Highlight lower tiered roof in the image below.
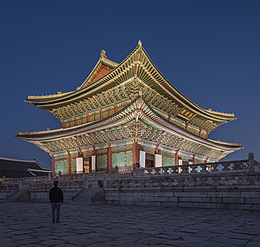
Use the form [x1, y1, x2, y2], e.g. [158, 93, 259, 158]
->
[17, 96, 242, 161]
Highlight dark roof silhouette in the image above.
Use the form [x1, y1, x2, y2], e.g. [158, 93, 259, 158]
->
[0, 157, 51, 178]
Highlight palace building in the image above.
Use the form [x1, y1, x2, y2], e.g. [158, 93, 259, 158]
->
[17, 41, 242, 176]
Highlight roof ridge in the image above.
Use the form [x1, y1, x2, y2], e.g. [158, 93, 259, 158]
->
[0, 157, 36, 163]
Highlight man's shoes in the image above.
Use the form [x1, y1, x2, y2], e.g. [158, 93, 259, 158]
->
[56, 221, 60, 223]
[52, 221, 55, 224]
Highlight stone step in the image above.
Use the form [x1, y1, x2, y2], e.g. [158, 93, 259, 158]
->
[71, 188, 104, 205]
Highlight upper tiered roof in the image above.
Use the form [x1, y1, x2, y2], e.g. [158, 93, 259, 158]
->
[24, 41, 237, 135]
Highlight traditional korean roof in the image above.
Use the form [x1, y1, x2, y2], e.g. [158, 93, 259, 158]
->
[0, 157, 51, 178]
[24, 41, 236, 136]
[79, 50, 119, 89]
[17, 96, 242, 161]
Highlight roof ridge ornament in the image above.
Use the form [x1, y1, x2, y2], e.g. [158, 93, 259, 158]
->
[100, 50, 107, 58]
[138, 40, 142, 47]
[139, 88, 143, 97]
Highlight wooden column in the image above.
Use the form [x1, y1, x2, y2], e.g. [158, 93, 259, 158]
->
[107, 145, 112, 171]
[92, 147, 97, 171]
[192, 154, 195, 164]
[133, 142, 138, 164]
[175, 151, 178, 166]
[100, 108, 103, 120]
[114, 103, 118, 113]
[67, 151, 71, 174]
[155, 144, 159, 154]
[52, 155, 55, 177]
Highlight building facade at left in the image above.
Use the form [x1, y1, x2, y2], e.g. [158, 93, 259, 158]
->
[0, 157, 51, 179]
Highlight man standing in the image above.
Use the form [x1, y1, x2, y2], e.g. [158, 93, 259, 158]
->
[49, 181, 63, 224]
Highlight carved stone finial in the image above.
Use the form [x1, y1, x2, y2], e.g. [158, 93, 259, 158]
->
[115, 165, 119, 176]
[249, 152, 255, 173]
[138, 40, 142, 47]
[249, 152, 254, 160]
[100, 50, 107, 58]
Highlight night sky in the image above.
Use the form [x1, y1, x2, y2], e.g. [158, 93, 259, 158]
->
[0, 0, 259, 169]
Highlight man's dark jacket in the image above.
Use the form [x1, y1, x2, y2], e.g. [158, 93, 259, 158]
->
[49, 186, 63, 203]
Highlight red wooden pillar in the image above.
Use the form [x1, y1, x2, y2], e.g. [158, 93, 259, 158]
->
[155, 144, 159, 154]
[52, 155, 55, 177]
[107, 145, 112, 171]
[67, 151, 71, 174]
[192, 154, 195, 164]
[133, 142, 138, 164]
[175, 151, 178, 166]
[92, 147, 97, 171]
[114, 103, 118, 114]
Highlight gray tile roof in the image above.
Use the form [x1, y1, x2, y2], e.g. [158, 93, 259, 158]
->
[0, 157, 51, 178]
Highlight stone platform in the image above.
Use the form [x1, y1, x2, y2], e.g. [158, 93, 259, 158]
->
[0, 202, 260, 246]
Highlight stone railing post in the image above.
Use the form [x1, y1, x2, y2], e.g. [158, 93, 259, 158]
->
[115, 165, 119, 177]
[18, 180, 22, 190]
[103, 173, 107, 188]
[249, 152, 255, 173]
[48, 172, 52, 182]
[84, 173, 89, 189]
[133, 163, 136, 177]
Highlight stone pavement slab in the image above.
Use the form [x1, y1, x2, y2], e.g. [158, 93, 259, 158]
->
[0, 202, 260, 246]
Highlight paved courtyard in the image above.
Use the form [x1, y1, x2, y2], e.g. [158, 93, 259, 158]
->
[0, 202, 260, 247]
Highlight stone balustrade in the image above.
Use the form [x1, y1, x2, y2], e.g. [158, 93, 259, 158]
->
[2, 176, 49, 185]
[1, 153, 259, 188]
[1, 153, 260, 209]
[133, 159, 250, 177]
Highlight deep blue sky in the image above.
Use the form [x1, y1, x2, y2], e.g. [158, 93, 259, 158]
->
[0, 0, 259, 169]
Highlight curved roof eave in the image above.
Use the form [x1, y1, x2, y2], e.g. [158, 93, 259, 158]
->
[17, 97, 242, 151]
[25, 46, 140, 106]
[25, 42, 236, 122]
[139, 48, 236, 122]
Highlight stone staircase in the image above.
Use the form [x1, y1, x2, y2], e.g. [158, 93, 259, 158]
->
[4, 190, 30, 202]
[71, 187, 105, 205]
